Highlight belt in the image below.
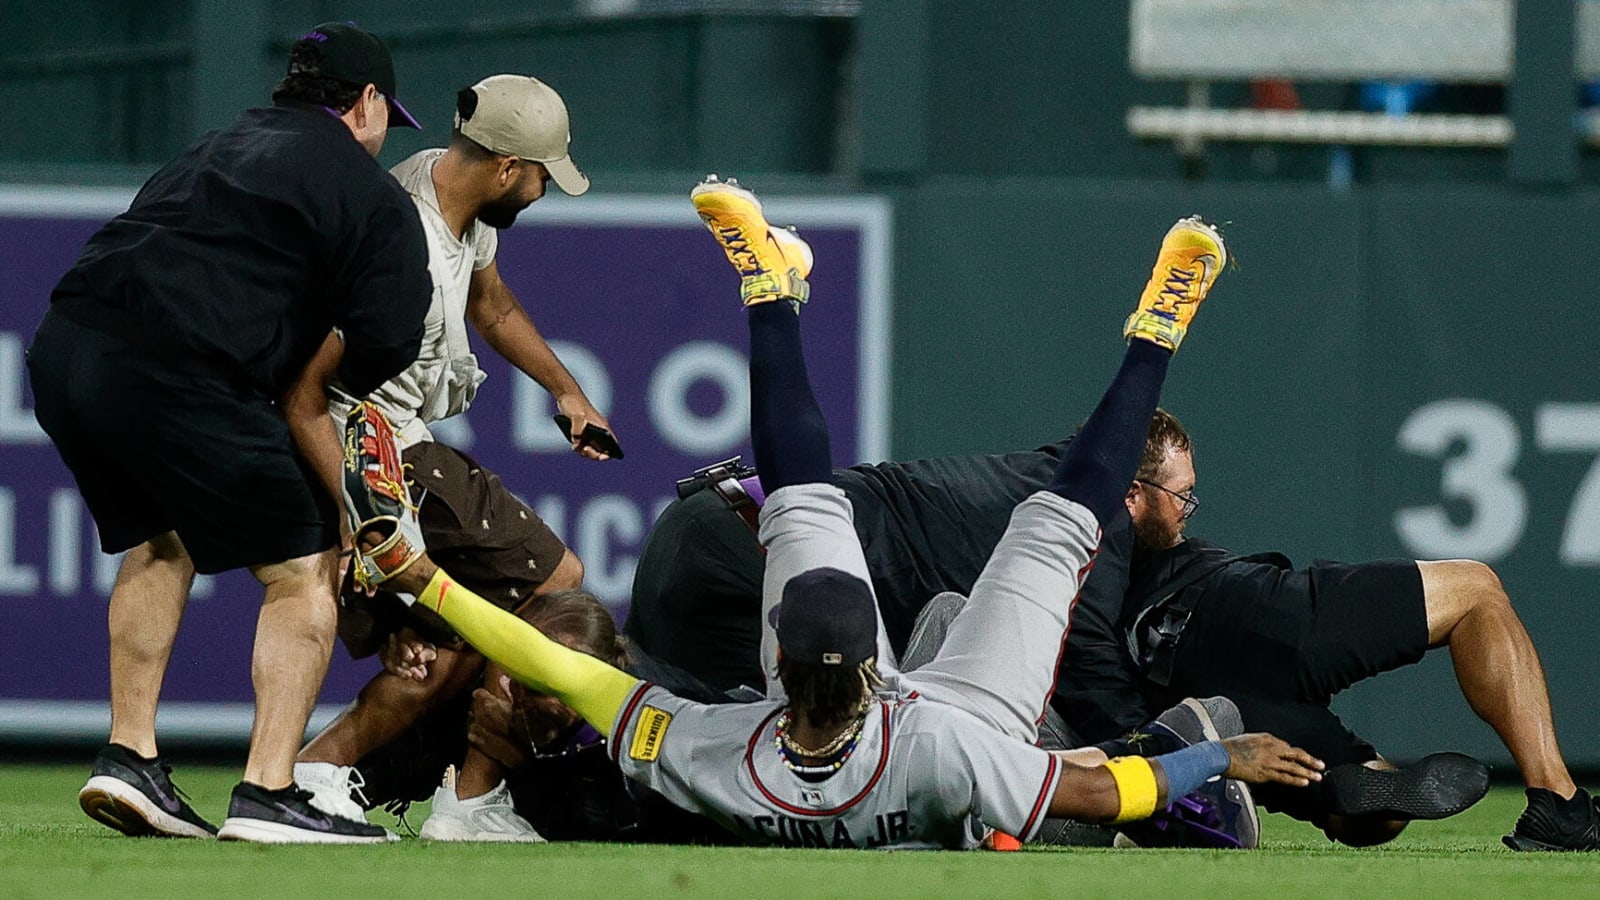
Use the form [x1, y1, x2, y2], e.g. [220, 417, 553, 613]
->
[711, 473, 765, 534]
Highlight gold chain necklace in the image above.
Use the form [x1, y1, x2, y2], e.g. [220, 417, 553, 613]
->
[776, 707, 867, 760]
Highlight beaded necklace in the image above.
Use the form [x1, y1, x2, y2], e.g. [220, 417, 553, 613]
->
[773, 705, 868, 774]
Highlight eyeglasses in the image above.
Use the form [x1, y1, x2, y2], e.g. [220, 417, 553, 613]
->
[1137, 479, 1199, 520]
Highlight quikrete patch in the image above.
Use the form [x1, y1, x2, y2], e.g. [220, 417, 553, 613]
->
[629, 706, 673, 761]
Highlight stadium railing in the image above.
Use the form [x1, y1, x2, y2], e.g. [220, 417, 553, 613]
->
[1127, 0, 1600, 151]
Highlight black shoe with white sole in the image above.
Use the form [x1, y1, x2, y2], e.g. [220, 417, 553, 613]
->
[78, 743, 217, 838]
[1324, 751, 1489, 820]
[217, 781, 395, 844]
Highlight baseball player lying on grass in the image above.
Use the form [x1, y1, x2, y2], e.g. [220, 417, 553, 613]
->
[338, 178, 1324, 848]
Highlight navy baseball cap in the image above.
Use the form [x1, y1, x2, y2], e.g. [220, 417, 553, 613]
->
[288, 22, 421, 129]
[775, 568, 878, 668]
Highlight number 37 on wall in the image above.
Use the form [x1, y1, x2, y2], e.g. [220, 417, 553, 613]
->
[1396, 400, 1600, 565]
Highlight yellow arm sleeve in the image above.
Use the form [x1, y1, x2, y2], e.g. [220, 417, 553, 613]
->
[1103, 756, 1160, 824]
[416, 568, 642, 738]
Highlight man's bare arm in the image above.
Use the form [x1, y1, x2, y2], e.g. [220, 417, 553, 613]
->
[1046, 733, 1323, 823]
[282, 331, 348, 513]
[467, 260, 616, 460]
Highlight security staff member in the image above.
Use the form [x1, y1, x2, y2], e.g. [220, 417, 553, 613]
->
[28, 21, 431, 843]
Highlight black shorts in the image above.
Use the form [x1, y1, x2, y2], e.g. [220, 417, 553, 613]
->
[623, 489, 766, 693]
[26, 310, 335, 574]
[1160, 558, 1429, 823]
[337, 440, 570, 656]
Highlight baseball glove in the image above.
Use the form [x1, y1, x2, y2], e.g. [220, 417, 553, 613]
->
[342, 401, 427, 592]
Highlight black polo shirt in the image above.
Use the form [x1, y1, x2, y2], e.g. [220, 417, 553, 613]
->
[51, 101, 430, 398]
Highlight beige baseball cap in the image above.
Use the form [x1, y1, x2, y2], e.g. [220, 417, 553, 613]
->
[456, 74, 590, 196]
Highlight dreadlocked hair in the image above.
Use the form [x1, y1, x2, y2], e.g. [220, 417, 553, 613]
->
[522, 589, 626, 667]
[778, 655, 883, 730]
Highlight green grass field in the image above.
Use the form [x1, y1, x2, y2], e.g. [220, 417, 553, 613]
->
[3, 766, 1597, 900]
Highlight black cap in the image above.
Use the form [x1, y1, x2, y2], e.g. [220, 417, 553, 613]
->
[775, 568, 878, 668]
[288, 22, 420, 129]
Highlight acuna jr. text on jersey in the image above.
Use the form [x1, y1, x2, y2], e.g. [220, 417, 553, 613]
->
[734, 810, 910, 848]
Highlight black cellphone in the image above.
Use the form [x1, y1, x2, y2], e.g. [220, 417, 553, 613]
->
[553, 415, 625, 459]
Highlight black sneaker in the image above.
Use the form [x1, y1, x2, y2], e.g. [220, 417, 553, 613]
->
[78, 743, 217, 838]
[217, 781, 396, 843]
[1324, 752, 1488, 820]
[1503, 787, 1600, 851]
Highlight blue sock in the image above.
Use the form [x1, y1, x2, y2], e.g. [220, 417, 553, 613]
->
[1150, 741, 1231, 802]
[1047, 339, 1171, 525]
[747, 303, 832, 495]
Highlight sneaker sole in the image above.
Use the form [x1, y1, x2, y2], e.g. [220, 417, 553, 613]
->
[79, 776, 213, 839]
[1149, 697, 1224, 745]
[1501, 832, 1580, 852]
[690, 179, 762, 210]
[417, 826, 545, 843]
[1226, 778, 1261, 850]
[217, 817, 397, 844]
[1325, 752, 1489, 820]
[419, 814, 546, 843]
[1191, 697, 1260, 849]
[1178, 697, 1223, 742]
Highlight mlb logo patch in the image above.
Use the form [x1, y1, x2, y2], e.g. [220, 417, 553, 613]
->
[800, 788, 826, 806]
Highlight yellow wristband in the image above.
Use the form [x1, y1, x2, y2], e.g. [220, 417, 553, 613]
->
[1105, 756, 1160, 824]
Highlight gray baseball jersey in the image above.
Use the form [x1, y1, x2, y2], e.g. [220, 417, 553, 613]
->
[759, 483, 1101, 744]
[611, 684, 1063, 849]
[611, 481, 1100, 849]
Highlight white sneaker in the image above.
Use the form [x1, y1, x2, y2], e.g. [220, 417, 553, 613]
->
[418, 766, 545, 843]
[293, 762, 371, 824]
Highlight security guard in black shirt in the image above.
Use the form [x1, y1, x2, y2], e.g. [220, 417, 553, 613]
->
[28, 22, 430, 843]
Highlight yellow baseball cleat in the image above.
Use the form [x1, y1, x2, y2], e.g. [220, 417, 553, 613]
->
[1124, 216, 1226, 351]
[691, 175, 813, 306]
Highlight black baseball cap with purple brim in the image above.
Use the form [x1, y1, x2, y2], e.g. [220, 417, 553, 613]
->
[775, 567, 879, 668]
[288, 22, 421, 129]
